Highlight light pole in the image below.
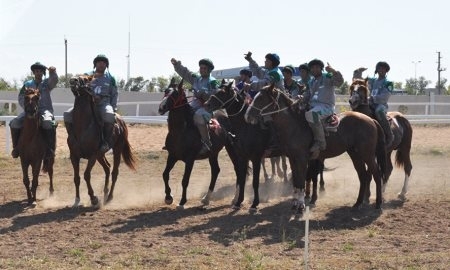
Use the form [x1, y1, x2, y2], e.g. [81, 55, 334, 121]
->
[412, 60, 421, 80]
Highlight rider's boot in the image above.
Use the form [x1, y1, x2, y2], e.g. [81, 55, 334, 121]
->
[43, 128, 56, 159]
[197, 123, 212, 155]
[308, 121, 326, 160]
[10, 127, 21, 158]
[100, 122, 114, 153]
[376, 111, 393, 149]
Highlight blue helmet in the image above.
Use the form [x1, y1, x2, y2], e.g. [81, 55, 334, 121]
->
[265, 53, 280, 67]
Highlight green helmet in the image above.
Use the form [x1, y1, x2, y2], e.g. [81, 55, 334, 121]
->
[199, 58, 214, 71]
[93, 54, 109, 68]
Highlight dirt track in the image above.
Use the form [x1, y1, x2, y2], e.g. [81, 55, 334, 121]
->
[0, 124, 449, 269]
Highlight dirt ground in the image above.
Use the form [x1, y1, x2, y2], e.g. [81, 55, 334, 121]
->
[0, 124, 449, 269]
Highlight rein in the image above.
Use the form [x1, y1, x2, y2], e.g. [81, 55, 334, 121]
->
[209, 90, 246, 117]
[250, 89, 290, 117]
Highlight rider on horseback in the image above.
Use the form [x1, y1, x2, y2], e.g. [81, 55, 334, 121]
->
[282, 65, 301, 98]
[64, 54, 118, 153]
[171, 57, 220, 155]
[9, 62, 58, 159]
[353, 62, 394, 148]
[301, 59, 343, 159]
[297, 63, 312, 96]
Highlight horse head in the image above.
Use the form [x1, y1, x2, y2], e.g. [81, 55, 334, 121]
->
[23, 87, 40, 118]
[158, 78, 186, 115]
[204, 79, 237, 113]
[245, 83, 292, 125]
[349, 78, 370, 110]
[69, 75, 94, 97]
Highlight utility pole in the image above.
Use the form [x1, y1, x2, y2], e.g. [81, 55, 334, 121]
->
[126, 16, 131, 86]
[437, 51, 446, 95]
[65, 37, 68, 88]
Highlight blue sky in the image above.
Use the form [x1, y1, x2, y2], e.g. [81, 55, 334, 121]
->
[1, 0, 449, 87]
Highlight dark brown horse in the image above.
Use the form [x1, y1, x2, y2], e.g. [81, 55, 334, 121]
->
[17, 88, 54, 206]
[349, 79, 413, 200]
[245, 84, 388, 211]
[158, 79, 238, 209]
[68, 76, 136, 207]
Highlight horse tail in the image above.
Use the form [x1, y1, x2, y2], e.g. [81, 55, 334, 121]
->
[394, 115, 413, 170]
[118, 120, 137, 171]
[374, 120, 388, 184]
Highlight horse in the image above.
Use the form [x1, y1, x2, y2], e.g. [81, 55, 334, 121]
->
[158, 79, 239, 209]
[204, 81, 287, 210]
[68, 76, 136, 207]
[17, 88, 54, 206]
[262, 156, 288, 182]
[349, 79, 413, 200]
[245, 84, 388, 211]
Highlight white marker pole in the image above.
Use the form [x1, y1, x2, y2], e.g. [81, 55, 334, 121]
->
[304, 206, 310, 270]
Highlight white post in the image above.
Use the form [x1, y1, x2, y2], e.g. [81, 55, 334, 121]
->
[430, 92, 435, 115]
[304, 206, 310, 270]
[5, 120, 11, 154]
[135, 104, 140, 116]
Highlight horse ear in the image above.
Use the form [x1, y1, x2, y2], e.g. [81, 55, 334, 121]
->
[227, 81, 233, 90]
[170, 77, 176, 86]
[177, 79, 184, 92]
[221, 79, 226, 85]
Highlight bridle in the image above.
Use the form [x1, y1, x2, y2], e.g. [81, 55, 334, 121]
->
[164, 88, 187, 110]
[249, 88, 289, 117]
[208, 88, 246, 117]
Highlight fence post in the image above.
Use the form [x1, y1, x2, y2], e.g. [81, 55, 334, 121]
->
[5, 120, 11, 154]
[430, 92, 435, 115]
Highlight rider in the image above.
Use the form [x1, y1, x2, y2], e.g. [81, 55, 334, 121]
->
[171, 57, 220, 154]
[242, 52, 285, 92]
[302, 59, 343, 159]
[282, 65, 300, 99]
[297, 63, 312, 96]
[9, 62, 58, 159]
[353, 62, 394, 148]
[63, 54, 118, 153]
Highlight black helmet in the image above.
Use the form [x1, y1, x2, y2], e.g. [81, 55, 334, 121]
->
[282, 65, 295, 75]
[308, 59, 324, 70]
[265, 53, 280, 67]
[375, 61, 390, 73]
[93, 54, 109, 68]
[239, 68, 252, 77]
[298, 63, 310, 72]
[30, 62, 47, 72]
[199, 58, 214, 71]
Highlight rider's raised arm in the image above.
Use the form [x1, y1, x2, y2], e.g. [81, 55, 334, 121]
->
[46, 66, 58, 91]
[172, 61, 196, 86]
[248, 58, 265, 79]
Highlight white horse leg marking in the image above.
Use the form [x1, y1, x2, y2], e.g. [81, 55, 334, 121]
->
[398, 174, 410, 199]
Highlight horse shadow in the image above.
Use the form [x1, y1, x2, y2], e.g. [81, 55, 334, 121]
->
[0, 200, 28, 219]
[0, 206, 97, 234]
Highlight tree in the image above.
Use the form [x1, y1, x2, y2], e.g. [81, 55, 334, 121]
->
[436, 78, 447, 94]
[117, 79, 126, 90]
[124, 76, 149, 92]
[337, 81, 349, 95]
[404, 76, 431, 95]
[0, 78, 11, 91]
[56, 73, 73, 88]
[394, 82, 403, 89]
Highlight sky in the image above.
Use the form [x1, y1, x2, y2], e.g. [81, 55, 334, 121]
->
[1, 0, 449, 87]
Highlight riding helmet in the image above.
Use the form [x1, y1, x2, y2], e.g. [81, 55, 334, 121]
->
[265, 53, 280, 67]
[239, 68, 253, 77]
[308, 59, 324, 70]
[298, 63, 310, 72]
[198, 58, 214, 71]
[30, 62, 47, 73]
[93, 54, 109, 68]
[282, 65, 295, 75]
[375, 61, 390, 73]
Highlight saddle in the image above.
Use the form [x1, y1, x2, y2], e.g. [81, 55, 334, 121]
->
[322, 114, 340, 133]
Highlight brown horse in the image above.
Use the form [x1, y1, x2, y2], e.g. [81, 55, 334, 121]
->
[245, 84, 387, 211]
[158, 79, 238, 209]
[68, 76, 136, 207]
[349, 79, 413, 199]
[17, 88, 54, 206]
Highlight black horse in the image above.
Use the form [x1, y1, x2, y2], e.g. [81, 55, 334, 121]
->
[158, 79, 238, 209]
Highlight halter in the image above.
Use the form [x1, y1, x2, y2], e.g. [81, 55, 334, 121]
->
[209, 89, 246, 117]
[250, 89, 289, 117]
[164, 89, 187, 110]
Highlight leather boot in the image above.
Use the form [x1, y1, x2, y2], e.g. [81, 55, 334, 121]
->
[10, 127, 21, 158]
[43, 128, 56, 159]
[100, 122, 114, 153]
[197, 123, 211, 155]
[308, 122, 326, 160]
[376, 111, 393, 148]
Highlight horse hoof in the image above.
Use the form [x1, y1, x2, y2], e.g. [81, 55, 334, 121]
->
[249, 207, 258, 214]
[176, 204, 185, 210]
[200, 197, 210, 206]
[397, 193, 407, 201]
[91, 196, 100, 207]
[231, 204, 241, 210]
[165, 197, 173, 205]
